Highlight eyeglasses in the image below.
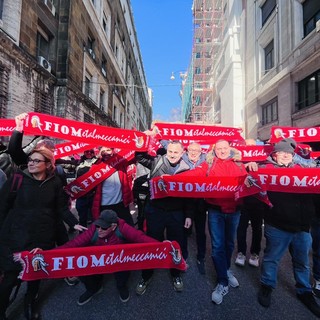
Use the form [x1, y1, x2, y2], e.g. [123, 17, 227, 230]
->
[27, 157, 47, 164]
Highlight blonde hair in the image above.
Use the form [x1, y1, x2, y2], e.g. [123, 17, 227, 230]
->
[31, 147, 56, 175]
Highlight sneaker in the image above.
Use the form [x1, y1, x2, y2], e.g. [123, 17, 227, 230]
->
[136, 278, 152, 296]
[297, 291, 320, 317]
[64, 277, 80, 286]
[119, 287, 130, 303]
[197, 259, 206, 275]
[77, 287, 103, 306]
[258, 284, 272, 307]
[313, 280, 320, 298]
[173, 276, 183, 292]
[248, 254, 259, 268]
[235, 252, 246, 267]
[211, 284, 229, 304]
[227, 270, 239, 288]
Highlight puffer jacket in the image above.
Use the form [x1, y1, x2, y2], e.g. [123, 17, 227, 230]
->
[183, 149, 247, 213]
[59, 218, 157, 248]
[0, 169, 78, 270]
[261, 160, 315, 233]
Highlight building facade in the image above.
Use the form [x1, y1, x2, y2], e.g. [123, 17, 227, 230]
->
[244, 0, 320, 144]
[0, 0, 151, 135]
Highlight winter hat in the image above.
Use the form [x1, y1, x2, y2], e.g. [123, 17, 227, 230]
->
[94, 210, 119, 229]
[272, 138, 297, 155]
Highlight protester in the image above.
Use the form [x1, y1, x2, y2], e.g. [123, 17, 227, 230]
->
[53, 209, 158, 305]
[183, 139, 247, 304]
[75, 149, 97, 227]
[235, 138, 267, 268]
[91, 147, 134, 226]
[257, 139, 320, 317]
[135, 140, 193, 294]
[181, 142, 207, 274]
[0, 147, 85, 320]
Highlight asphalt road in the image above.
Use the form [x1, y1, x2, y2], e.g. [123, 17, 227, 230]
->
[6, 218, 319, 320]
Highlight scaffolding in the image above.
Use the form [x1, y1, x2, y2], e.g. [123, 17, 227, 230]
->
[182, 0, 223, 124]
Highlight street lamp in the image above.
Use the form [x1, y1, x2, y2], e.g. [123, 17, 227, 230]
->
[170, 71, 187, 81]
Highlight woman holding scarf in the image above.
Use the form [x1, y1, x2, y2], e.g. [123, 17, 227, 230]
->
[0, 147, 85, 320]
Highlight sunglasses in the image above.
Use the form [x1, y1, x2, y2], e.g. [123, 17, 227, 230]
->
[96, 225, 109, 231]
[27, 157, 47, 164]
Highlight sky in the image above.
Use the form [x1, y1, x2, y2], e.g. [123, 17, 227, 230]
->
[130, 0, 193, 123]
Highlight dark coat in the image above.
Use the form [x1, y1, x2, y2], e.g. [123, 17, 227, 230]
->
[135, 152, 194, 217]
[262, 161, 315, 233]
[0, 169, 78, 271]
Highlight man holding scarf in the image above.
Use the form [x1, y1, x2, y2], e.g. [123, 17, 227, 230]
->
[135, 140, 193, 294]
[91, 147, 134, 226]
[257, 139, 320, 317]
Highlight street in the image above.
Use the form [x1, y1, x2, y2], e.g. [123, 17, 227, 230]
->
[6, 220, 319, 320]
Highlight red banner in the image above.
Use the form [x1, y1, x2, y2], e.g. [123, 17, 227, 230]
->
[54, 142, 97, 159]
[270, 126, 320, 143]
[150, 175, 247, 199]
[23, 112, 150, 150]
[249, 167, 320, 193]
[13, 241, 186, 281]
[64, 149, 135, 199]
[236, 145, 273, 162]
[0, 119, 16, 136]
[152, 122, 244, 142]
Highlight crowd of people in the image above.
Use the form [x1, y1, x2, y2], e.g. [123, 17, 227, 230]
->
[0, 113, 320, 319]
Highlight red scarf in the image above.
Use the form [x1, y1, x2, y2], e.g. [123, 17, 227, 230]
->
[152, 122, 244, 142]
[150, 175, 247, 199]
[23, 112, 150, 150]
[0, 119, 16, 136]
[270, 126, 320, 143]
[150, 168, 320, 200]
[54, 142, 97, 159]
[13, 241, 186, 281]
[64, 149, 135, 199]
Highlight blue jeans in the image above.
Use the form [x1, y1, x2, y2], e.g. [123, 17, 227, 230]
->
[208, 209, 240, 286]
[311, 219, 320, 281]
[261, 224, 312, 294]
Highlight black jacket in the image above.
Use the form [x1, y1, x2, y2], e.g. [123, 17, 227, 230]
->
[0, 169, 78, 271]
[262, 159, 315, 233]
[136, 152, 194, 217]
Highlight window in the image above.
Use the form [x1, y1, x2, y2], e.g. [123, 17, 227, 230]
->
[37, 31, 50, 59]
[303, 0, 320, 36]
[264, 40, 274, 73]
[261, 0, 276, 27]
[0, 0, 4, 20]
[261, 98, 278, 125]
[84, 113, 94, 123]
[84, 75, 91, 97]
[88, 34, 95, 52]
[101, 55, 107, 76]
[0, 66, 8, 118]
[100, 89, 105, 111]
[113, 105, 118, 123]
[297, 70, 320, 110]
[35, 88, 53, 114]
[195, 52, 201, 59]
[120, 112, 123, 128]
[195, 67, 201, 75]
